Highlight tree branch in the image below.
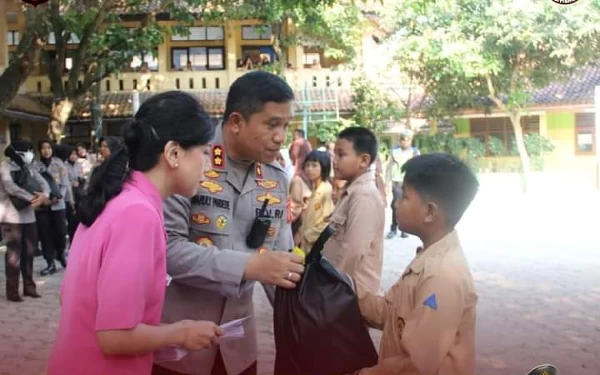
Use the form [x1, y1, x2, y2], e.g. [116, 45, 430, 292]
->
[49, 0, 66, 97]
[486, 73, 507, 112]
[0, 6, 50, 114]
[509, 51, 522, 96]
[67, 0, 118, 97]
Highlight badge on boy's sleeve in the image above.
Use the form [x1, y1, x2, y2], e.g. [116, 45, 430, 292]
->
[423, 293, 437, 310]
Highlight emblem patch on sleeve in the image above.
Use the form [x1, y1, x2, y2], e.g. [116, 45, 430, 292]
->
[423, 293, 438, 310]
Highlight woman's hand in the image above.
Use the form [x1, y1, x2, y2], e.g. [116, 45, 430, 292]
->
[177, 320, 223, 351]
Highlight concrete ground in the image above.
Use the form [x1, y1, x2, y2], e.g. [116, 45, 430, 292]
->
[1, 189, 599, 375]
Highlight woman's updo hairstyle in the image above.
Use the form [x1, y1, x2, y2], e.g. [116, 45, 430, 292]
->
[78, 91, 214, 227]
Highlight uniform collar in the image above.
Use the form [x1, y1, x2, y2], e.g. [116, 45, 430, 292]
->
[405, 230, 460, 275]
[344, 171, 374, 196]
[128, 171, 163, 215]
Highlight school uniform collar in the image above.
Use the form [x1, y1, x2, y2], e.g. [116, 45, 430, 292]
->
[405, 230, 460, 275]
[128, 170, 163, 216]
[343, 171, 374, 196]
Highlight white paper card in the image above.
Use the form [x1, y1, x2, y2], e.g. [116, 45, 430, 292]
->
[219, 316, 251, 342]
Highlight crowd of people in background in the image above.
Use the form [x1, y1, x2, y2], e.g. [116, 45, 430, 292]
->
[0, 135, 124, 301]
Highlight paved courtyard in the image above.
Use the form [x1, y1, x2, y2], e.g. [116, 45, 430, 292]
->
[1, 189, 599, 375]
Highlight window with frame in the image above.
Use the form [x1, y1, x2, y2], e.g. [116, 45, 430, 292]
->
[39, 50, 77, 75]
[47, 32, 80, 45]
[7, 31, 19, 46]
[575, 113, 595, 155]
[127, 50, 159, 72]
[171, 47, 225, 71]
[9, 123, 22, 142]
[470, 115, 540, 155]
[171, 26, 224, 41]
[242, 25, 272, 40]
[304, 52, 321, 66]
[241, 46, 277, 66]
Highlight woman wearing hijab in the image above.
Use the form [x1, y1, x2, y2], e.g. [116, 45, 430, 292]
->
[0, 140, 50, 302]
[99, 136, 123, 161]
[33, 140, 70, 276]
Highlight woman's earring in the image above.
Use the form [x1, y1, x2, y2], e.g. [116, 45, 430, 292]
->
[174, 163, 179, 168]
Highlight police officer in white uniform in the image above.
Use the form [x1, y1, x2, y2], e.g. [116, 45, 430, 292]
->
[154, 71, 304, 375]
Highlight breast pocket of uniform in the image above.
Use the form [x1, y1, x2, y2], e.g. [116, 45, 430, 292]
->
[329, 212, 347, 239]
[189, 194, 232, 248]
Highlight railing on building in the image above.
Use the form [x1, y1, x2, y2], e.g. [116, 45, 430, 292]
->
[24, 68, 353, 94]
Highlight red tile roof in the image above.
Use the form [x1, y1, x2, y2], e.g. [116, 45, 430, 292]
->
[531, 65, 600, 106]
[16, 88, 354, 121]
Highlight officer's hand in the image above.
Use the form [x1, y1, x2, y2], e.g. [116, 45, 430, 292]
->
[244, 251, 305, 289]
[30, 192, 47, 208]
[177, 320, 223, 351]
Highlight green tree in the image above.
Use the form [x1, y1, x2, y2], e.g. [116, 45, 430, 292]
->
[44, 0, 203, 142]
[351, 74, 404, 133]
[228, 0, 365, 74]
[386, 0, 600, 190]
[0, 5, 50, 115]
[44, 0, 361, 142]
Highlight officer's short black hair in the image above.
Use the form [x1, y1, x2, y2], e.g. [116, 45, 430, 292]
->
[402, 153, 479, 227]
[337, 127, 378, 166]
[294, 129, 305, 137]
[223, 71, 294, 123]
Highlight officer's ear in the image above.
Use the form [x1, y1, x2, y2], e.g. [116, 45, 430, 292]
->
[163, 140, 180, 169]
[227, 112, 246, 135]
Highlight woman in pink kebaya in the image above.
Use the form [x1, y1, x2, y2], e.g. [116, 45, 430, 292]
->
[47, 91, 223, 375]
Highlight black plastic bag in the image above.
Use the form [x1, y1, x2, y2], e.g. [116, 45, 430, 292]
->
[274, 226, 378, 375]
[9, 167, 42, 210]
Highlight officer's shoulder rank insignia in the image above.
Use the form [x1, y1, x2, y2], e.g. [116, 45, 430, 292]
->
[255, 163, 263, 179]
[192, 213, 210, 225]
[256, 192, 281, 205]
[256, 179, 278, 190]
[200, 180, 223, 193]
[204, 169, 219, 179]
[211, 144, 225, 169]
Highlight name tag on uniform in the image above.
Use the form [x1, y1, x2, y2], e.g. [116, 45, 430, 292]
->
[166, 274, 172, 287]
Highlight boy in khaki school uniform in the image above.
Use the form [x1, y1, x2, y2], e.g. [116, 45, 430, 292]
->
[322, 127, 385, 295]
[354, 153, 479, 375]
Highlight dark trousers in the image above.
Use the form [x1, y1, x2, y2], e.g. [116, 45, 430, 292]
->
[390, 184, 402, 232]
[152, 350, 257, 375]
[2, 223, 37, 298]
[66, 202, 79, 242]
[36, 208, 67, 264]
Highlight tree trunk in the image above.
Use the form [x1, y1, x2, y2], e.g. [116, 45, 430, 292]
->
[271, 21, 287, 76]
[48, 99, 73, 144]
[508, 112, 531, 192]
[0, 7, 49, 114]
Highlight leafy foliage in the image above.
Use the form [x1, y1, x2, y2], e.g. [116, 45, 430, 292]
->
[384, 0, 600, 186]
[351, 74, 404, 134]
[510, 134, 555, 171]
[412, 132, 485, 172]
[43, 0, 359, 140]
